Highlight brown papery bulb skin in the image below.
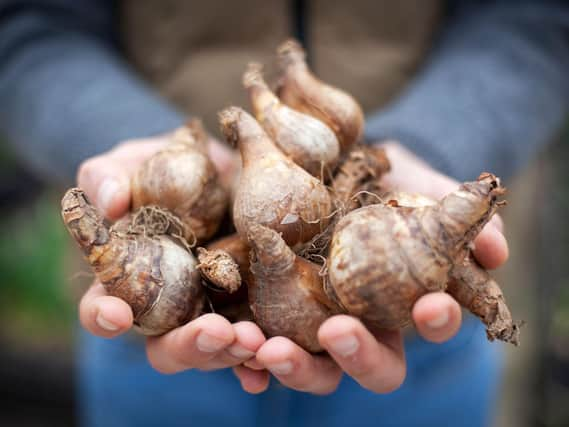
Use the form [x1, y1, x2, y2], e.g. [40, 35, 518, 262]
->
[381, 189, 520, 345]
[131, 119, 228, 244]
[276, 39, 364, 152]
[447, 254, 520, 345]
[243, 63, 340, 177]
[204, 234, 253, 322]
[248, 224, 340, 352]
[207, 233, 252, 280]
[196, 247, 241, 293]
[328, 173, 506, 332]
[220, 106, 333, 248]
[61, 188, 204, 336]
[197, 247, 241, 294]
[294, 144, 391, 263]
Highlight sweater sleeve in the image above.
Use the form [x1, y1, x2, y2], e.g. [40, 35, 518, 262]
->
[0, 0, 184, 184]
[365, 0, 569, 182]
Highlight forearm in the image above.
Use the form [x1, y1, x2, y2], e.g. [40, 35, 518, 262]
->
[0, 3, 183, 184]
[366, 1, 569, 182]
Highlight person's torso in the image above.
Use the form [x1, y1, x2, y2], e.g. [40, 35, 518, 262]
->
[120, 0, 443, 132]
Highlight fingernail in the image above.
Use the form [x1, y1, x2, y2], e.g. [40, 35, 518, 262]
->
[267, 361, 293, 376]
[227, 344, 255, 359]
[427, 310, 449, 329]
[329, 334, 359, 357]
[97, 179, 119, 214]
[96, 313, 119, 331]
[196, 333, 226, 353]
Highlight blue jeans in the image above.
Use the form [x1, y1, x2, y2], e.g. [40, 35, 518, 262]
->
[77, 318, 502, 427]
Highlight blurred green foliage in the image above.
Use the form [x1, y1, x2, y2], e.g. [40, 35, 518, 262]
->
[0, 193, 74, 340]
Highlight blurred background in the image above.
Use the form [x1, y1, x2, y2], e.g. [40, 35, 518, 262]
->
[0, 132, 568, 427]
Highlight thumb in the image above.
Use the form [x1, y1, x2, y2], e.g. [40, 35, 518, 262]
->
[208, 139, 238, 174]
[76, 139, 167, 220]
[77, 155, 132, 220]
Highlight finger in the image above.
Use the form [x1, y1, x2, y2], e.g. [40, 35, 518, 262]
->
[77, 140, 166, 220]
[318, 315, 406, 393]
[489, 214, 504, 233]
[77, 155, 132, 220]
[233, 365, 271, 394]
[110, 138, 168, 161]
[472, 221, 509, 270]
[226, 321, 265, 360]
[255, 337, 342, 395]
[78, 282, 133, 338]
[379, 142, 508, 270]
[379, 142, 458, 200]
[243, 358, 265, 370]
[200, 321, 266, 371]
[412, 292, 462, 343]
[146, 313, 235, 374]
[207, 139, 238, 175]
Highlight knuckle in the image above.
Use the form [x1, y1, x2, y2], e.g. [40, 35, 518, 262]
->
[218, 352, 243, 367]
[288, 362, 335, 393]
[146, 345, 184, 374]
[320, 316, 360, 341]
[171, 348, 200, 371]
[198, 358, 230, 371]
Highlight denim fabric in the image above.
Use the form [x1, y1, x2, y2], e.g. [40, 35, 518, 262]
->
[78, 318, 502, 427]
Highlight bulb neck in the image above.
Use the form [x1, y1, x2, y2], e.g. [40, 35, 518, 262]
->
[220, 107, 282, 164]
[435, 174, 504, 255]
[277, 39, 308, 71]
[249, 225, 295, 277]
[61, 188, 111, 257]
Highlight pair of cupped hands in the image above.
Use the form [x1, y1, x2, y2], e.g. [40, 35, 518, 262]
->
[77, 134, 508, 395]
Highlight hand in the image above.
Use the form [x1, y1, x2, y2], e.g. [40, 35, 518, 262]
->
[233, 142, 509, 395]
[76, 132, 266, 375]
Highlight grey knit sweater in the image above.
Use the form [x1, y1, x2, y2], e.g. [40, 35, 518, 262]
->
[0, 0, 568, 183]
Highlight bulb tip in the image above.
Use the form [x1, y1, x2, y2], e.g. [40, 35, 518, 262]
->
[172, 118, 209, 149]
[185, 118, 208, 142]
[475, 172, 507, 200]
[246, 222, 270, 246]
[247, 223, 295, 272]
[61, 187, 90, 221]
[61, 186, 85, 207]
[277, 38, 306, 68]
[218, 106, 244, 147]
[242, 62, 266, 89]
[246, 224, 285, 256]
